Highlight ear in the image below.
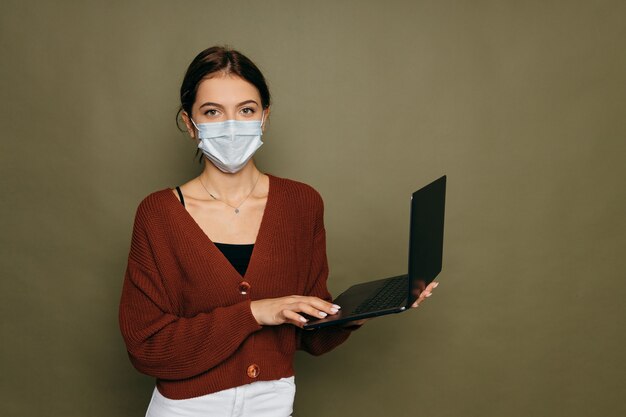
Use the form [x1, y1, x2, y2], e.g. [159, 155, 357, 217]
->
[181, 111, 196, 139]
[261, 106, 271, 132]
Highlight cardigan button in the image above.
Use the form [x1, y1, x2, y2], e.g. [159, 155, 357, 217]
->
[247, 364, 260, 378]
[238, 281, 251, 295]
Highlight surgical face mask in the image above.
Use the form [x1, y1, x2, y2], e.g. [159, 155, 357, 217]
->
[191, 113, 265, 173]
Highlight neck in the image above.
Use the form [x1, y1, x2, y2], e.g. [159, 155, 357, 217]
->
[200, 159, 261, 201]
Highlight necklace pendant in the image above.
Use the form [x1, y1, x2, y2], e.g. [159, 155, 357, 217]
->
[234, 208, 240, 214]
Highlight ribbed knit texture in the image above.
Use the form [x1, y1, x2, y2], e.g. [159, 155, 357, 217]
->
[119, 174, 356, 400]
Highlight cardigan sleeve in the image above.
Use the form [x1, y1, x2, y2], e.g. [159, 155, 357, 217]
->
[118, 205, 262, 380]
[296, 195, 360, 355]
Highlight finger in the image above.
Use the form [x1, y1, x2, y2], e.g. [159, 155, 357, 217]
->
[421, 289, 434, 299]
[412, 289, 433, 308]
[304, 297, 341, 315]
[412, 298, 425, 308]
[291, 301, 334, 319]
[282, 309, 307, 327]
[286, 297, 339, 317]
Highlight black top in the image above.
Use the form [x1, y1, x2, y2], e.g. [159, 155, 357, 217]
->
[213, 242, 254, 277]
[175, 186, 254, 276]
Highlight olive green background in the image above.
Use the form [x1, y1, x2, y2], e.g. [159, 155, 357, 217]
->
[1, 1, 625, 416]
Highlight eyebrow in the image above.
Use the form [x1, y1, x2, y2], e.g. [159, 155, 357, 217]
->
[199, 99, 259, 109]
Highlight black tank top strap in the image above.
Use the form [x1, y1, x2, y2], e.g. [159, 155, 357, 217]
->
[175, 186, 185, 207]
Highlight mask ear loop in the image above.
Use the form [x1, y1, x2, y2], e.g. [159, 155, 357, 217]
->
[260, 110, 266, 130]
[183, 111, 200, 138]
[184, 114, 203, 163]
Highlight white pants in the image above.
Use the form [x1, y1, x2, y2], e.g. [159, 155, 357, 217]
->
[145, 377, 296, 417]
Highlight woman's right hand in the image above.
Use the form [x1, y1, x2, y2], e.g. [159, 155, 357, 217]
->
[250, 296, 341, 328]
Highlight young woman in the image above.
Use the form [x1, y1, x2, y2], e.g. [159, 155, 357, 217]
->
[119, 46, 437, 417]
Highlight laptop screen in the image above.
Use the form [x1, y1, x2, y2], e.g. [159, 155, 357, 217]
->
[407, 175, 446, 306]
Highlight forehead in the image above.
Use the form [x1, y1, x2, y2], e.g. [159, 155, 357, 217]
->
[195, 73, 261, 106]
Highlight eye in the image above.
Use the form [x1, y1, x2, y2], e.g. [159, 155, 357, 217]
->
[203, 108, 220, 117]
[240, 107, 256, 116]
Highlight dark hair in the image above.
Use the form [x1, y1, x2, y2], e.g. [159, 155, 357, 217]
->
[177, 46, 271, 124]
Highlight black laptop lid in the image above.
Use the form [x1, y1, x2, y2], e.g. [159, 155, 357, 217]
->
[407, 175, 446, 306]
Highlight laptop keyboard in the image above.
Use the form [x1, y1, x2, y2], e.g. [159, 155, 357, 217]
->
[353, 276, 408, 314]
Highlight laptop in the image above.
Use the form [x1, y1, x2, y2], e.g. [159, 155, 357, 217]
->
[303, 175, 446, 330]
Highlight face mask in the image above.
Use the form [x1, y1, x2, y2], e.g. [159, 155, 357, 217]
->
[191, 113, 265, 173]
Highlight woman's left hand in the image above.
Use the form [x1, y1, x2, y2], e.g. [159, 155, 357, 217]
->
[342, 280, 439, 328]
[411, 280, 439, 308]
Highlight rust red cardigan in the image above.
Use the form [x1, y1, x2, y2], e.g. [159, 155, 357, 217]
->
[119, 174, 355, 399]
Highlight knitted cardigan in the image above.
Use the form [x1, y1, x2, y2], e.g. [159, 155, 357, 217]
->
[119, 174, 356, 399]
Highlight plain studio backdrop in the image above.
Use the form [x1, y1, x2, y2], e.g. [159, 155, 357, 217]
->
[1, 1, 625, 416]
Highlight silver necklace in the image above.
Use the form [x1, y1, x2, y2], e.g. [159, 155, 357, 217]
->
[199, 173, 261, 214]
